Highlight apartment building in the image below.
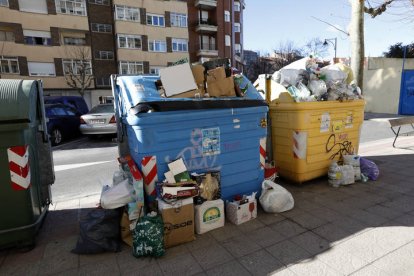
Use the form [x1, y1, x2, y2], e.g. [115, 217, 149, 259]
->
[0, 0, 244, 104]
[187, 0, 245, 71]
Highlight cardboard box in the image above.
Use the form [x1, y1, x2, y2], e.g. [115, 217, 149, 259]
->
[158, 198, 195, 248]
[120, 211, 133, 247]
[170, 88, 204, 98]
[226, 198, 257, 225]
[206, 67, 226, 83]
[207, 77, 236, 97]
[191, 64, 205, 85]
[160, 63, 197, 97]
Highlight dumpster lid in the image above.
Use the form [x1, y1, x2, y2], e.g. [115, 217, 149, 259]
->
[0, 79, 38, 123]
[113, 75, 266, 113]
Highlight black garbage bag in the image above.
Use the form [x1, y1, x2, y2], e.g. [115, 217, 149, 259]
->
[72, 208, 122, 254]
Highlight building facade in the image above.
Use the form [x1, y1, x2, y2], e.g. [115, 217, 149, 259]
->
[0, 0, 244, 105]
[187, 0, 245, 71]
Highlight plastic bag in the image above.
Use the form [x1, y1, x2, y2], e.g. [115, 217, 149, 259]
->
[360, 158, 379, 181]
[343, 155, 361, 181]
[308, 80, 327, 98]
[259, 180, 294, 213]
[320, 64, 347, 83]
[101, 179, 134, 209]
[132, 213, 165, 258]
[341, 165, 355, 185]
[328, 162, 342, 188]
[72, 208, 122, 254]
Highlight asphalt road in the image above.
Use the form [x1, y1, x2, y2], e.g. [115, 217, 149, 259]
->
[50, 113, 402, 202]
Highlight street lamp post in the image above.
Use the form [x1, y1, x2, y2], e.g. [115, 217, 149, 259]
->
[323, 38, 337, 63]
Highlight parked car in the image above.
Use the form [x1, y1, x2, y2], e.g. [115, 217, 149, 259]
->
[44, 96, 89, 115]
[45, 104, 81, 145]
[79, 104, 117, 136]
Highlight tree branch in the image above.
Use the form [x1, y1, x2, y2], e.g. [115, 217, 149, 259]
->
[311, 16, 350, 36]
[364, 0, 394, 18]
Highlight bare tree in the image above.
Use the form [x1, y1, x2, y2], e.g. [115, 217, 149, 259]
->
[64, 46, 94, 98]
[303, 37, 329, 58]
[272, 40, 303, 70]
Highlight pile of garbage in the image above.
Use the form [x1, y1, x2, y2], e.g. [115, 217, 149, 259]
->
[272, 56, 363, 102]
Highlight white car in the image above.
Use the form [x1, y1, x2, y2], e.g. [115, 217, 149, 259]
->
[79, 104, 117, 136]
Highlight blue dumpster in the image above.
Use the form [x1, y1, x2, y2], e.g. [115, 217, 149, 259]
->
[112, 75, 268, 200]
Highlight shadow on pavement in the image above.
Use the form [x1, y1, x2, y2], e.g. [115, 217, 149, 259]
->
[52, 135, 117, 151]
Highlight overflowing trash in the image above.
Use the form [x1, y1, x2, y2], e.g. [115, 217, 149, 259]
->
[328, 155, 379, 188]
[272, 56, 363, 102]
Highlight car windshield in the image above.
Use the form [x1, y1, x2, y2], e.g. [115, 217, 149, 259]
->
[89, 104, 114, 114]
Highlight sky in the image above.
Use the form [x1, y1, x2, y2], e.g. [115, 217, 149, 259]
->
[244, 0, 414, 58]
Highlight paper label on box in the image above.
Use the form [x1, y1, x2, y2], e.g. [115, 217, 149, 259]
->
[332, 120, 344, 133]
[203, 207, 221, 224]
[345, 112, 353, 129]
[202, 127, 220, 156]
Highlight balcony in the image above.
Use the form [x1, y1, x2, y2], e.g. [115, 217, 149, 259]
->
[195, 19, 218, 34]
[195, 0, 217, 10]
[196, 43, 218, 57]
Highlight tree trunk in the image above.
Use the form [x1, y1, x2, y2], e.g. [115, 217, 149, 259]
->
[349, 0, 365, 92]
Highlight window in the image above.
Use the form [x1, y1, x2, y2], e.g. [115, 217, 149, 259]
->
[119, 61, 143, 75]
[148, 40, 166, 52]
[91, 23, 112, 33]
[199, 10, 208, 24]
[28, 62, 55, 76]
[235, 44, 241, 54]
[147, 14, 165, 27]
[115, 5, 139, 21]
[0, 0, 8, 7]
[234, 1, 240, 12]
[55, 0, 87, 16]
[95, 51, 113, 60]
[88, 0, 109, 5]
[63, 37, 86, 45]
[0, 30, 14, 42]
[18, 0, 48, 13]
[117, 34, 141, 49]
[0, 56, 19, 74]
[224, 11, 230, 22]
[172, 38, 188, 52]
[234, 23, 240, 33]
[96, 76, 111, 87]
[150, 67, 162, 75]
[170, 13, 187, 28]
[63, 59, 92, 75]
[225, 35, 231, 46]
[23, 30, 51, 46]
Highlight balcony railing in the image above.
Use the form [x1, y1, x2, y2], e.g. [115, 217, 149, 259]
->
[198, 43, 216, 51]
[195, 19, 218, 33]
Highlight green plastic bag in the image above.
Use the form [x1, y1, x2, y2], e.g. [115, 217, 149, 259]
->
[132, 215, 165, 257]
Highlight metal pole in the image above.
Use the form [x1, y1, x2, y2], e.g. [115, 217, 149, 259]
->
[334, 37, 337, 62]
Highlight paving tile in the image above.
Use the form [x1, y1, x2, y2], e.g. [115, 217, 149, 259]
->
[209, 222, 243, 242]
[239, 249, 285, 276]
[317, 246, 368, 275]
[310, 207, 343, 222]
[369, 242, 414, 276]
[79, 251, 117, 266]
[294, 199, 324, 211]
[330, 216, 367, 235]
[346, 209, 389, 227]
[122, 263, 164, 276]
[116, 250, 157, 275]
[221, 234, 261, 258]
[2, 243, 46, 266]
[380, 196, 414, 213]
[288, 211, 328, 230]
[205, 260, 250, 276]
[237, 218, 266, 233]
[268, 267, 298, 276]
[311, 223, 353, 244]
[191, 243, 233, 270]
[78, 258, 120, 276]
[392, 213, 414, 226]
[38, 235, 79, 275]
[0, 260, 40, 276]
[79, 195, 101, 209]
[247, 226, 286, 248]
[266, 240, 313, 266]
[350, 263, 387, 276]
[288, 257, 340, 276]
[156, 244, 189, 260]
[185, 233, 218, 251]
[157, 252, 203, 276]
[257, 213, 286, 226]
[364, 204, 404, 220]
[289, 231, 330, 255]
[269, 220, 307, 239]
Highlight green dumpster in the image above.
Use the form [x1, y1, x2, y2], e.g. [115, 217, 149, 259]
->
[0, 79, 54, 249]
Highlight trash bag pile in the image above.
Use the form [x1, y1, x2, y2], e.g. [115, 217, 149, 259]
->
[272, 56, 363, 102]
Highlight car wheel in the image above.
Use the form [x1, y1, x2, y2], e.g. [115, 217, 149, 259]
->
[51, 128, 63, 146]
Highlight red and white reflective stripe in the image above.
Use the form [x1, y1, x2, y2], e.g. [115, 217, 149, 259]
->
[7, 145, 31, 190]
[141, 156, 157, 197]
[127, 158, 143, 181]
[293, 131, 307, 159]
[259, 137, 266, 169]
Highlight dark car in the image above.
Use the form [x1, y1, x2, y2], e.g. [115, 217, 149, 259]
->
[44, 96, 89, 115]
[45, 104, 81, 145]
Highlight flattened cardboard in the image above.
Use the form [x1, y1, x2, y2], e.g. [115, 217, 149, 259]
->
[160, 63, 197, 97]
[206, 67, 226, 83]
[207, 77, 236, 97]
[169, 88, 204, 98]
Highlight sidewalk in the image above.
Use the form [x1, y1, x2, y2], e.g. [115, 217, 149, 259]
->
[1, 139, 414, 275]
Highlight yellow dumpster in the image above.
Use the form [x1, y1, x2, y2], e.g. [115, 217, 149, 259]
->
[269, 94, 365, 183]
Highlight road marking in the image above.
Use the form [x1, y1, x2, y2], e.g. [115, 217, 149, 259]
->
[54, 161, 114, 172]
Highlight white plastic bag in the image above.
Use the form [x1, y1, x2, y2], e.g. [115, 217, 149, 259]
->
[259, 180, 294, 213]
[101, 179, 134, 209]
[341, 165, 355, 185]
[328, 162, 342, 188]
[343, 155, 361, 181]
